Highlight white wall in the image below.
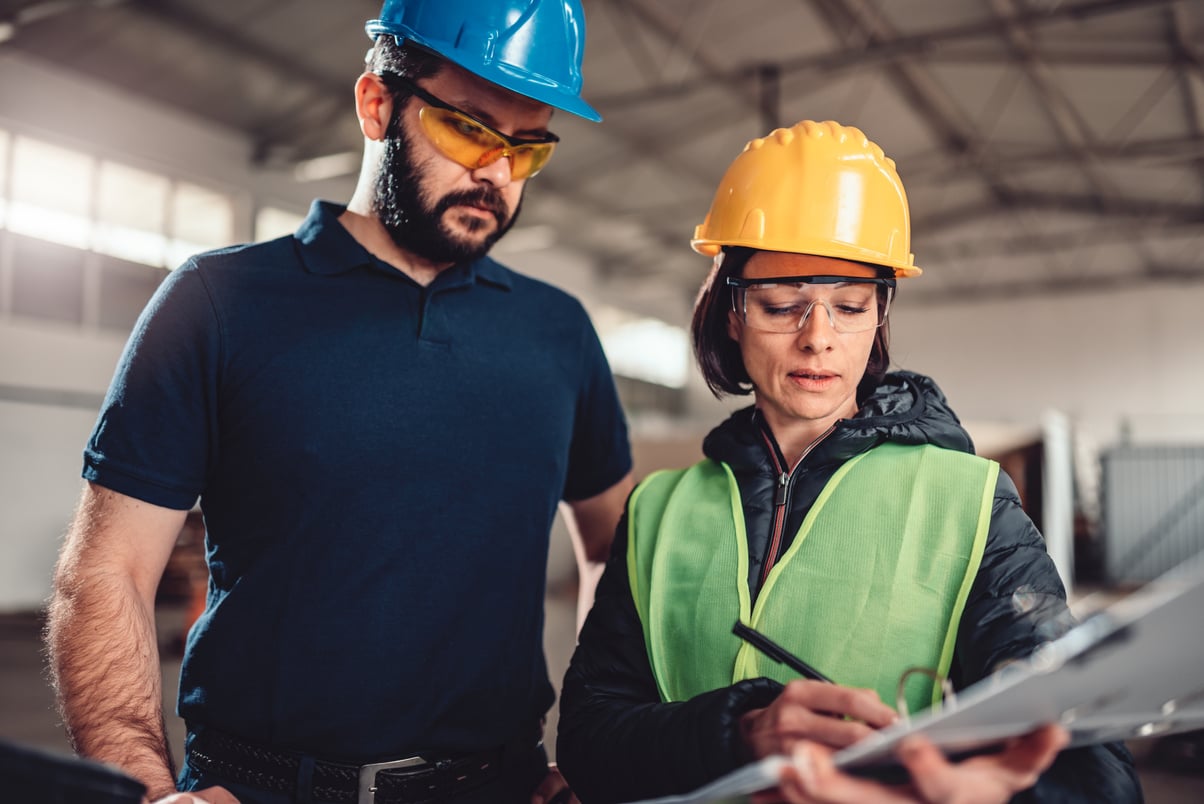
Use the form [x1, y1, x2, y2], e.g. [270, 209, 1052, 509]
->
[3, 54, 1203, 610]
[674, 287, 1203, 446]
[670, 281, 1204, 451]
[0, 55, 346, 610]
[0, 319, 128, 609]
[889, 283, 1204, 449]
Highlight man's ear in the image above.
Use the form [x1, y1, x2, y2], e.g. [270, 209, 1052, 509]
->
[355, 72, 394, 141]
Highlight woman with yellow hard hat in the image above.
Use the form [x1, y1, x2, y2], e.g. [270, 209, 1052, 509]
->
[554, 121, 1141, 803]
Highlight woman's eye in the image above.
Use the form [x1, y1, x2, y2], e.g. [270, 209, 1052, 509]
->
[836, 304, 871, 316]
[762, 304, 799, 317]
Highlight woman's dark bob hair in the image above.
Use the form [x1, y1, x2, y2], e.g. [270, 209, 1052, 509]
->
[690, 247, 893, 403]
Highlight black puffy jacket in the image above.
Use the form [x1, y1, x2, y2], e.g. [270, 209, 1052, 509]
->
[557, 371, 1141, 803]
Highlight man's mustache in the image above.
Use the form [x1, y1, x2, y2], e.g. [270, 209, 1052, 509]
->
[436, 187, 509, 228]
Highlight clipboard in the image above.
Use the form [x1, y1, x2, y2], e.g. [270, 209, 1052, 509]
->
[619, 561, 1204, 803]
[833, 560, 1204, 770]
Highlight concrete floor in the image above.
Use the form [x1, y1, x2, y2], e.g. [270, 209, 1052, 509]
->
[3, 598, 1201, 801]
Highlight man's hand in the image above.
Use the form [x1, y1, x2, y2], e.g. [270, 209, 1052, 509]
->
[148, 787, 240, 804]
[741, 680, 900, 759]
[531, 762, 578, 804]
[761, 724, 1069, 804]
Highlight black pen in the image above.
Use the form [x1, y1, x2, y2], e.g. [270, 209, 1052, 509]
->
[733, 620, 834, 683]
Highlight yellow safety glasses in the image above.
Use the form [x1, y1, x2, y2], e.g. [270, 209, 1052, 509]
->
[381, 73, 559, 180]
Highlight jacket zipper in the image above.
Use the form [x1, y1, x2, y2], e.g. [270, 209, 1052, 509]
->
[757, 422, 838, 591]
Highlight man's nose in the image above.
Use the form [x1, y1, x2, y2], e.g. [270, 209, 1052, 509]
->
[471, 151, 514, 188]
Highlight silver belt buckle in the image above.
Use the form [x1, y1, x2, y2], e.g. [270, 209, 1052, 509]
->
[358, 755, 429, 804]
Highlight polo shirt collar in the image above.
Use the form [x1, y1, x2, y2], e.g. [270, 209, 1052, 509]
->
[295, 199, 512, 291]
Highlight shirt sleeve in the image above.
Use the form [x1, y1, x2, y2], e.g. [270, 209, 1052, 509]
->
[561, 317, 632, 502]
[82, 260, 221, 510]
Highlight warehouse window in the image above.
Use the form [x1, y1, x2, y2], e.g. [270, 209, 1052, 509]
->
[8, 136, 93, 249]
[167, 181, 234, 267]
[594, 306, 690, 390]
[95, 160, 171, 266]
[11, 235, 85, 324]
[255, 206, 305, 241]
[0, 132, 236, 270]
[0, 130, 245, 330]
[0, 129, 9, 228]
[98, 255, 166, 331]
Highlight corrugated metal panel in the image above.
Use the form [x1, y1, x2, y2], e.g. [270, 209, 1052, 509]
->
[1101, 446, 1204, 584]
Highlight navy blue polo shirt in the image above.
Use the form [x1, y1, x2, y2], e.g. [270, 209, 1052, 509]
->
[83, 200, 632, 759]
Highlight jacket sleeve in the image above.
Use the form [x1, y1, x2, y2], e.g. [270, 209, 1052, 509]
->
[557, 515, 783, 804]
[954, 471, 1143, 803]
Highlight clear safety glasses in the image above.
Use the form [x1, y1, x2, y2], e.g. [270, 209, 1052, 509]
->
[381, 73, 560, 180]
[727, 275, 895, 334]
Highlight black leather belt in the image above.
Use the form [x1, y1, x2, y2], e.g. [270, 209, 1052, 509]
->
[187, 728, 525, 803]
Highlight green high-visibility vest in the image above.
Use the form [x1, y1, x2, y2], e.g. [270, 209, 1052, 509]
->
[626, 442, 998, 715]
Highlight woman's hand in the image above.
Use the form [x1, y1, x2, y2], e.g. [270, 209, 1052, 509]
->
[741, 679, 900, 759]
[761, 723, 1069, 804]
[530, 762, 578, 804]
[147, 787, 239, 804]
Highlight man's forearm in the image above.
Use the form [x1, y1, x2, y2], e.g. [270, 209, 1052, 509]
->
[575, 558, 606, 634]
[47, 569, 179, 799]
[564, 472, 635, 634]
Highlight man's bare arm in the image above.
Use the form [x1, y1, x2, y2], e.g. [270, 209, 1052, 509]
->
[46, 482, 189, 800]
[562, 472, 634, 633]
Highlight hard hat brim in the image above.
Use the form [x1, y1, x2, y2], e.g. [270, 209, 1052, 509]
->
[365, 23, 603, 123]
[690, 239, 923, 278]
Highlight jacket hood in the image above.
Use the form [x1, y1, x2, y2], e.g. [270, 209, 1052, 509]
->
[702, 370, 975, 472]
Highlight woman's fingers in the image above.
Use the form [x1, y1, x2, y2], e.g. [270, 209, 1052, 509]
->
[764, 725, 1068, 804]
[775, 742, 918, 804]
[742, 680, 901, 759]
[152, 788, 239, 804]
[901, 725, 1069, 804]
[780, 680, 900, 729]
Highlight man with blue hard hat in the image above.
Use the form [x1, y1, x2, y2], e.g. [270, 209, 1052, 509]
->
[46, 2, 633, 803]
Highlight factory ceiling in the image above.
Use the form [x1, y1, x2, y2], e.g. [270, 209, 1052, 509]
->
[2, 0, 1202, 320]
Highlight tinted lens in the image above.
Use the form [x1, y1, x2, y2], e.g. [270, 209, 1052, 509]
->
[418, 107, 556, 179]
[513, 143, 555, 177]
[418, 106, 497, 167]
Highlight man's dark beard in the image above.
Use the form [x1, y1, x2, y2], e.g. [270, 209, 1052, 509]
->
[372, 113, 522, 265]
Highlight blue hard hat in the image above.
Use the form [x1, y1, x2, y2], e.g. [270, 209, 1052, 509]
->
[366, 0, 601, 122]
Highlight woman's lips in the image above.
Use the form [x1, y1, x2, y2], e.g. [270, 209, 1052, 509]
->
[788, 370, 837, 389]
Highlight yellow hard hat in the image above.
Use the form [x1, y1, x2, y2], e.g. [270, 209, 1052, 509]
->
[691, 120, 922, 278]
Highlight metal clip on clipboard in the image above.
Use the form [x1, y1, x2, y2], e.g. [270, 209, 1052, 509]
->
[831, 561, 1204, 771]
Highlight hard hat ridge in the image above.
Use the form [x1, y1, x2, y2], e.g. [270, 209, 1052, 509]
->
[693, 120, 921, 278]
[366, 0, 601, 122]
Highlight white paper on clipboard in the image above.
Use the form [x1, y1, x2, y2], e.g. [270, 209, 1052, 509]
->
[619, 562, 1204, 803]
[833, 561, 1204, 771]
